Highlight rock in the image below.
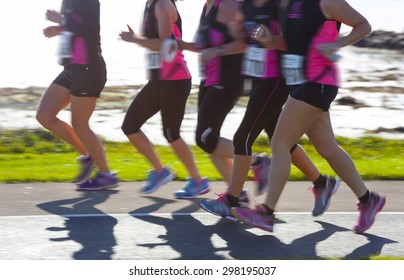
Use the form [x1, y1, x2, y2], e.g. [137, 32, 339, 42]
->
[353, 30, 404, 51]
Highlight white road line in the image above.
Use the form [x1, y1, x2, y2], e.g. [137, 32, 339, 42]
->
[0, 212, 402, 219]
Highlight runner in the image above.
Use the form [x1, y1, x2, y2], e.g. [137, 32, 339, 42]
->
[198, 0, 339, 221]
[119, 0, 208, 198]
[37, 0, 118, 190]
[232, 0, 386, 233]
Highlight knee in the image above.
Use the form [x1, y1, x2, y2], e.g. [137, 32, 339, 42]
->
[316, 144, 339, 159]
[233, 130, 251, 155]
[35, 110, 52, 128]
[163, 128, 180, 143]
[195, 127, 217, 153]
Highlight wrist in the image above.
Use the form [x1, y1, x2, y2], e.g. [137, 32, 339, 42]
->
[215, 46, 225, 56]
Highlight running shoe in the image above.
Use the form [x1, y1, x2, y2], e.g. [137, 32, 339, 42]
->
[231, 204, 275, 232]
[140, 166, 176, 194]
[311, 175, 340, 216]
[174, 178, 209, 199]
[73, 155, 94, 183]
[198, 193, 237, 221]
[77, 172, 119, 191]
[354, 192, 386, 234]
[251, 154, 271, 195]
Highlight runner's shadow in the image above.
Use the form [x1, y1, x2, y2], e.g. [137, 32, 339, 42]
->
[342, 233, 398, 259]
[218, 220, 349, 259]
[37, 190, 118, 260]
[132, 202, 358, 260]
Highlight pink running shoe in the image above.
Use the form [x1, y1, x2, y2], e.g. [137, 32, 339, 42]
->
[354, 192, 386, 234]
[231, 204, 275, 232]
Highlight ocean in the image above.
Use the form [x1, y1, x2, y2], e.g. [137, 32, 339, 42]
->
[0, 0, 403, 143]
[0, 0, 403, 88]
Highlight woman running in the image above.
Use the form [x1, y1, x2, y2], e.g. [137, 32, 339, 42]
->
[119, 0, 208, 198]
[37, 0, 118, 190]
[232, 0, 386, 234]
[198, 0, 339, 221]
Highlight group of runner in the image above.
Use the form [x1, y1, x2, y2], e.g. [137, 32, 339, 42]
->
[38, 0, 385, 234]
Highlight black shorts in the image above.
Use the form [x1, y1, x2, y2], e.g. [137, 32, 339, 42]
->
[288, 82, 338, 111]
[52, 62, 107, 98]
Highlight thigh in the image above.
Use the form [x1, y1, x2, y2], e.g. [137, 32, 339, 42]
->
[241, 78, 288, 140]
[124, 81, 161, 125]
[37, 83, 71, 116]
[70, 95, 97, 125]
[271, 96, 323, 150]
[306, 112, 340, 152]
[197, 86, 241, 133]
[160, 79, 191, 129]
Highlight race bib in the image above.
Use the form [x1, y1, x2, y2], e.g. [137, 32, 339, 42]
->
[243, 46, 267, 78]
[281, 54, 306, 85]
[57, 31, 74, 59]
[145, 51, 161, 69]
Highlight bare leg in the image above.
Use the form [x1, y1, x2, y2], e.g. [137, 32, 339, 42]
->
[126, 131, 164, 172]
[227, 154, 251, 197]
[291, 144, 321, 183]
[264, 97, 321, 210]
[306, 113, 367, 198]
[70, 96, 110, 173]
[36, 83, 87, 155]
[170, 137, 201, 180]
[209, 137, 234, 185]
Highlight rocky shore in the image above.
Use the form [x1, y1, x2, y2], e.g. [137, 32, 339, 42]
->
[354, 30, 404, 51]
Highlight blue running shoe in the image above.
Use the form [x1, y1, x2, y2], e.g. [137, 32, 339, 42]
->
[140, 166, 176, 194]
[251, 154, 271, 196]
[73, 155, 94, 183]
[77, 172, 118, 191]
[199, 194, 237, 221]
[174, 178, 209, 199]
[199, 190, 250, 221]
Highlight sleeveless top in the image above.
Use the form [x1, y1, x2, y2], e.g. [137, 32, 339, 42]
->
[195, 0, 244, 90]
[242, 0, 281, 79]
[281, 0, 341, 86]
[59, 0, 103, 65]
[141, 0, 191, 81]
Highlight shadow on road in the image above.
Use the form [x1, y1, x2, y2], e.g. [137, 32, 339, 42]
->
[130, 198, 397, 259]
[37, 190, 118, 260]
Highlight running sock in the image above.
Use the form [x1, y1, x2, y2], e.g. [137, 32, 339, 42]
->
[313, 174, 326, 189]
[260, 204, 274, 216]
[225, 193, 239, 207]
[359, 190, 371, 205]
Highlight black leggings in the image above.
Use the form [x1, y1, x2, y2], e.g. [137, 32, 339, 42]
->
[196, 84, 243, 153]
[121, 79, 191, 143]
[233, 77, 291, 155]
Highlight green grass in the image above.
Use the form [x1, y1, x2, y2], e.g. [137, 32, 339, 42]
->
[1, 129, 404, 183]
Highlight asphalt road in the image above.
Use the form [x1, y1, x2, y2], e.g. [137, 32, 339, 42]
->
[0, 180, 402, 260]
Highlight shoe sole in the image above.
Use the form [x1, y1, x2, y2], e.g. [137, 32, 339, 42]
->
[354, 196, 386, 234]
[198, 201, 238, 222]
[141, 173, 176, 194]
[174, 187, 210, 199]
[312, 178, 340, 217]
[231, 208, 273, 232]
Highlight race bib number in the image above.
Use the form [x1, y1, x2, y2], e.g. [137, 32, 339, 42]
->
[145, 51, 161, 69]
[281, 54, 306, 85]
[243, 46, 266, 78]
[57, 31, 74, 59]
